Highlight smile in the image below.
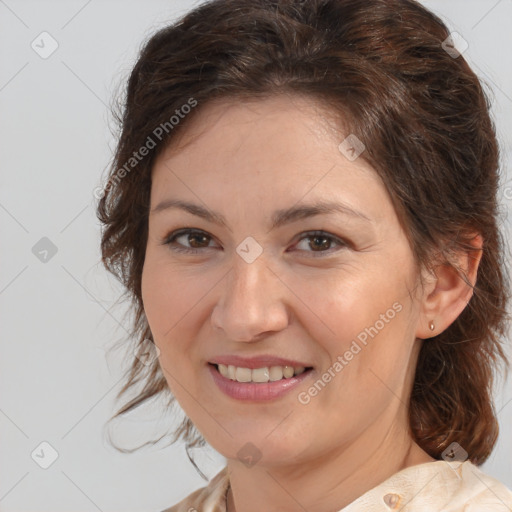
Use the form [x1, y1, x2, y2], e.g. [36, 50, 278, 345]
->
[208, 363, 314, 401]
[214, 363, 309, 383]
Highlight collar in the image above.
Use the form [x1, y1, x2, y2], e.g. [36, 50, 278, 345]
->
[176, 459, 512, 512]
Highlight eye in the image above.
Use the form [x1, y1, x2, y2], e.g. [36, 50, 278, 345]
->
[291, 230, 348, 257]
[161, 228, 348, 256]
[161, 228, 217, 254]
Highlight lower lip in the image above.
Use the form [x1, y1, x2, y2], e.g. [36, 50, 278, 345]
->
[208, 363, 313, 401]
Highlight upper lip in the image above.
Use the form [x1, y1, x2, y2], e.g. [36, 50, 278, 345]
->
[209, 355, 313, 369]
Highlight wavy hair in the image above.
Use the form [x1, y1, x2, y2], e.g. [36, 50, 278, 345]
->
[96, 0, 511, 473]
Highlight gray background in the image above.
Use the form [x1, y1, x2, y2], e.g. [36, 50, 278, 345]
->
[0, 1, 511, 511]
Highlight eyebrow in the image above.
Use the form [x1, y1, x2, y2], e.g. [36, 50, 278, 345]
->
[150, 198, 372, 230]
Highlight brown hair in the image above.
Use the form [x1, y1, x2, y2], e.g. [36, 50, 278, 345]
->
[97, 0, 511, 470]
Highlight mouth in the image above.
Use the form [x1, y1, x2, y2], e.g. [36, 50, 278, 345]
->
[208, 362, 314, 383]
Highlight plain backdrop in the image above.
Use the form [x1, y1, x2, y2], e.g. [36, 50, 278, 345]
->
[1, 1, 511, 511]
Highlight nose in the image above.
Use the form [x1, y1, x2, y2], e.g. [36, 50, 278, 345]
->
[210, 253, 289, 342]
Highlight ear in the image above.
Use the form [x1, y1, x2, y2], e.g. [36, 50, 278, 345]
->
[416, 233, 483, 340]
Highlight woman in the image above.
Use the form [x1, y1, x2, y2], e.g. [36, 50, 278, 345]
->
[96, 0, 512, 510]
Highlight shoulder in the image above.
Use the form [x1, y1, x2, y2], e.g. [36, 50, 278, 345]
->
[159, 466, 229, 512]
[453, 461, 512, 511]
[409, 460, 512, 511]
[342, 459, 512, 512]
[399, 460, 512, 511]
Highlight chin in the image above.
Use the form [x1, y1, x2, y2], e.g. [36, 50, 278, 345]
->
[214, 435, 304, 468]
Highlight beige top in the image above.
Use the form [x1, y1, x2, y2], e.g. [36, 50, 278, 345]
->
[161, 460, 512, 512]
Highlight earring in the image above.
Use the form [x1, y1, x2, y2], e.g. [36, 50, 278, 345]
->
[429, 320, 435, 332]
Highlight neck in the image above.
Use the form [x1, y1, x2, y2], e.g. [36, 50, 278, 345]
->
[225, 415, 435, 512]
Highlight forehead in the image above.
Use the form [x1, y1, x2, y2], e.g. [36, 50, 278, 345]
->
[150, 94, 392, 224]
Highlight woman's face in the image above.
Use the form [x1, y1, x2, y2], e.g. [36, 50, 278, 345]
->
[141, 94, 427, 467]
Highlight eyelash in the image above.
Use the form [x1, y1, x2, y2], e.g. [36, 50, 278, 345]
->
[160, 228, 348, 257]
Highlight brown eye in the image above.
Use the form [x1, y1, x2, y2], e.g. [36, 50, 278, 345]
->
[162, 228, 347, 257]
[163, 229, 216, 253]
[292, 231, 347, 257]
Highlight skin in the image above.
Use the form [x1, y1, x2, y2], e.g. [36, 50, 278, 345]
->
[141, 94, 482, 512]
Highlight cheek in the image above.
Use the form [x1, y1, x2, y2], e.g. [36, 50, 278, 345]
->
[298, 265, 413, 393]
[299, 264, 405, 343]
[140, 257, 195, 374]
[140, 253, 221, 380]
[141, 259, 199, 401]
[141, 258, 172, 339]
[141, 253, 200, 340]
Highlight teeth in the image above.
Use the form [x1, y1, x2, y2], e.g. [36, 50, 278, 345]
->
[235, 367, 252, 382]
[251, 367, 270, 382]
[217, 364, 307, 383]
[269, 366, 283, 381]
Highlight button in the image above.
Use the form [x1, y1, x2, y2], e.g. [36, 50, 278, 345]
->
[383, 493, 401, 509]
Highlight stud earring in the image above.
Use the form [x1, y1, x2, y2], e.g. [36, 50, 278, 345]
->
[429, 320, 435, 332]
